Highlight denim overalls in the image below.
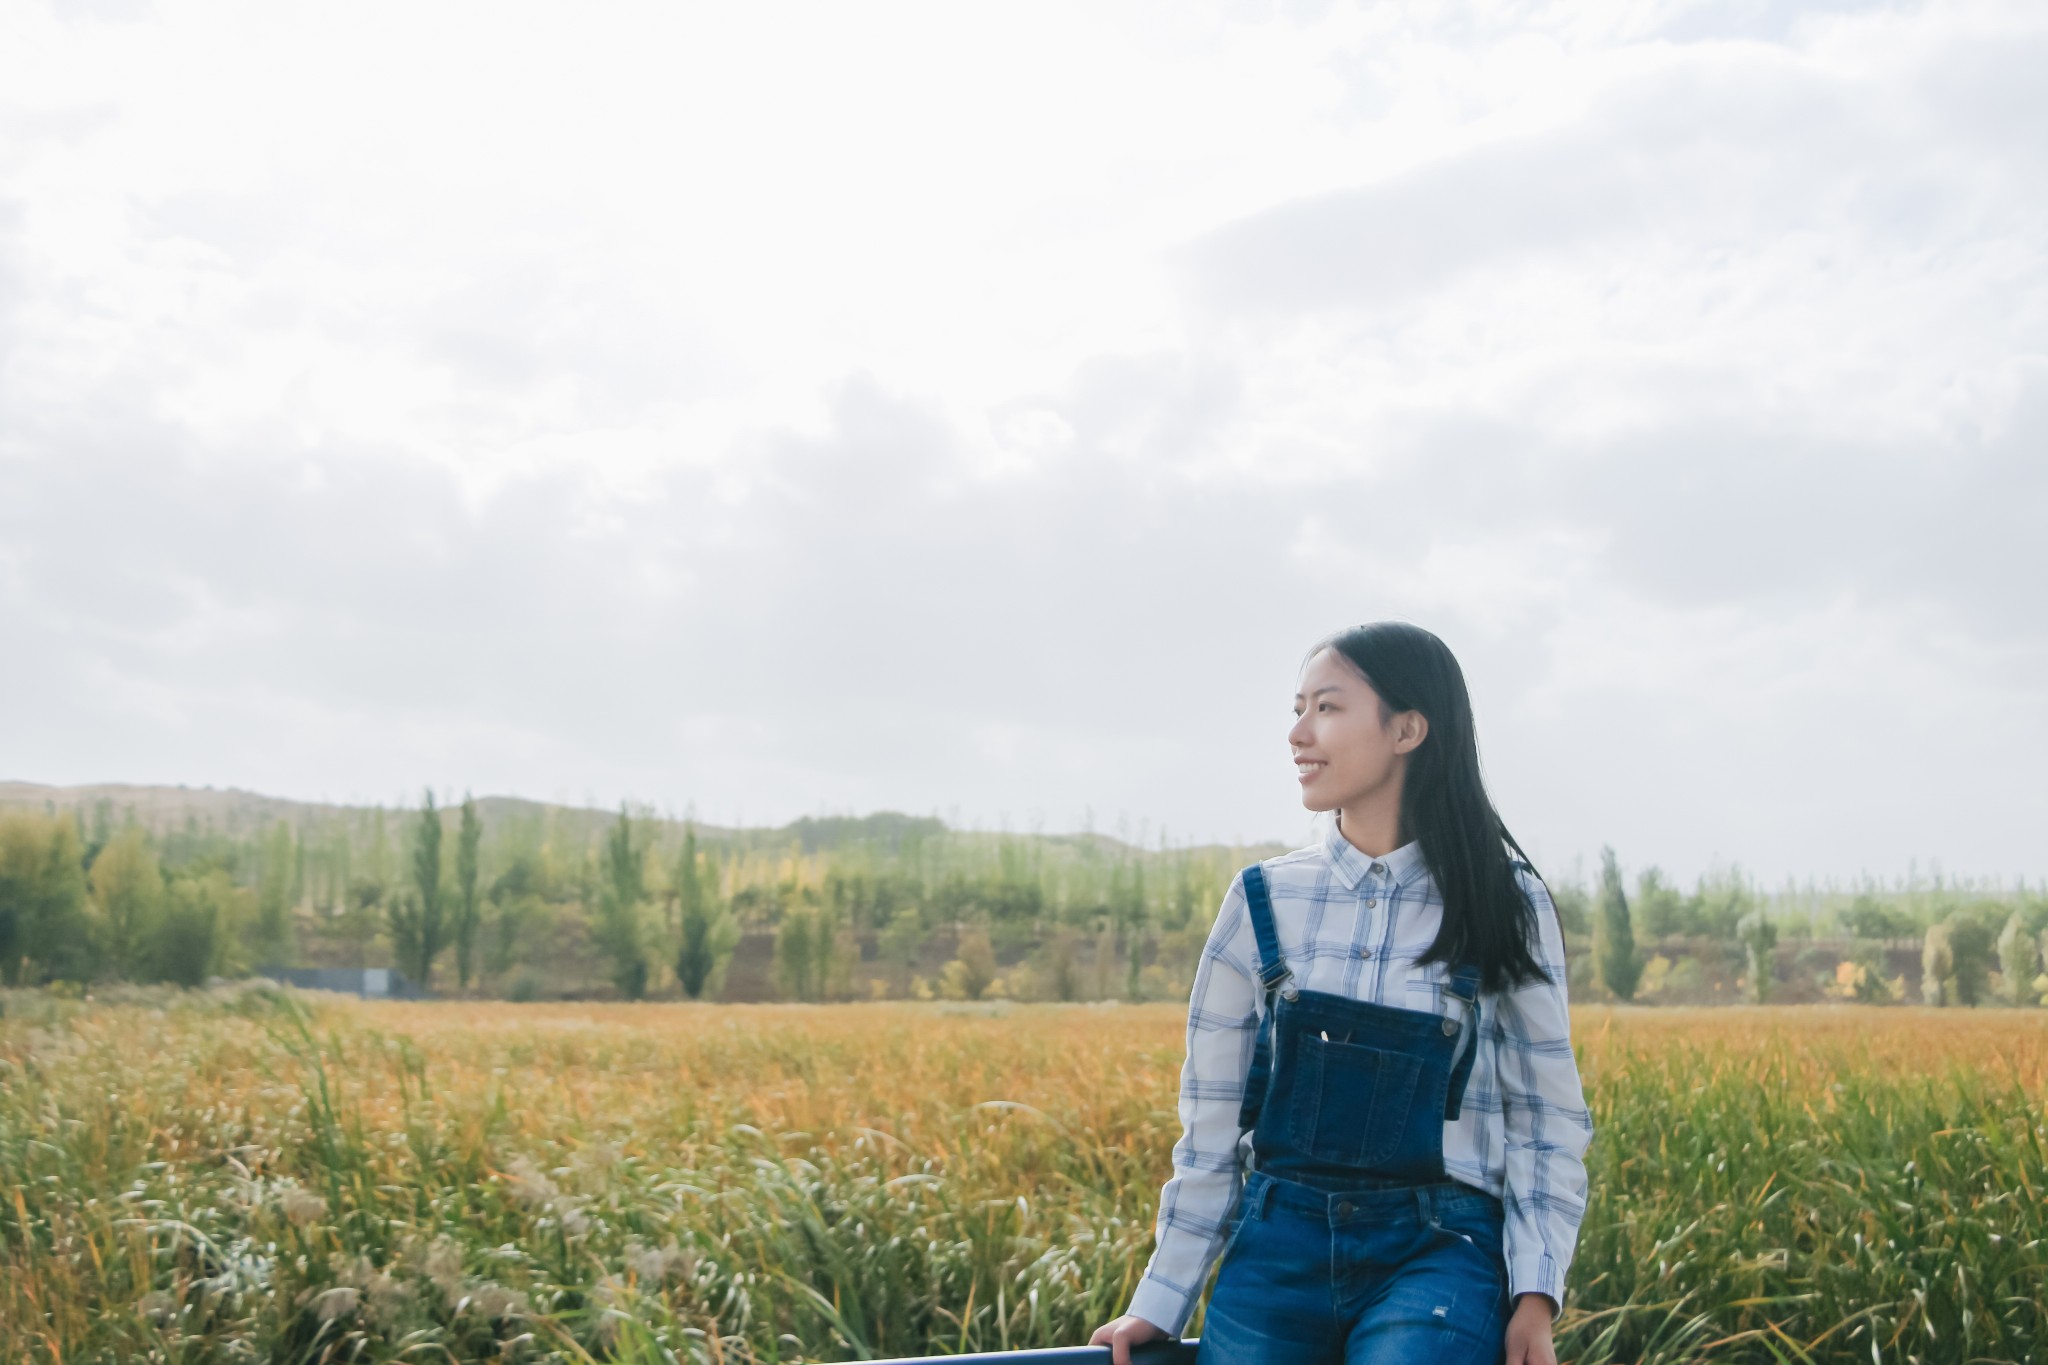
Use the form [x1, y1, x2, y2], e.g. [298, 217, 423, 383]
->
[1194, 863, 1513, 1365]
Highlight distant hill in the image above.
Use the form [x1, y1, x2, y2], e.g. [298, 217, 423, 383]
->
[0, 781, 703, 843]
[0, 780, 1261, 860]
[1, 781, 362, 838]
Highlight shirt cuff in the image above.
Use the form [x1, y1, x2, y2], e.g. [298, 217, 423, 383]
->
[1508, 1251, 1566, 1315]
[1127, 1273, 1196, 1338]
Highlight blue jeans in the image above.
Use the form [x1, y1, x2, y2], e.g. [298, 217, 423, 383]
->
[1195, 1169, 1511, 1365]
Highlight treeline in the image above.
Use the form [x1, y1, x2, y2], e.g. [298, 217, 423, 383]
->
[1, 790, 2041, 1005]
[1567, 846, 2048, 1007]
[0, 793, 1262, 1003]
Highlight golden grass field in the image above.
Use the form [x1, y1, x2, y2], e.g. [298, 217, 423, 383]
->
[3, 989, 2045, 1363]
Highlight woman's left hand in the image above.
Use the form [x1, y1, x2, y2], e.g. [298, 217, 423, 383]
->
[1504, 1293, 1557, 1365]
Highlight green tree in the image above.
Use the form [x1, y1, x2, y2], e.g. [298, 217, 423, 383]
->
[313, 829, 350, 922]
[984, 876, 1046, 927]
[391, 791, 446, 989]
[90, 826, 164, 980]
[388, 891, 424, 986]
[1032, 928, 1081, 1002]
[775, 905, 819, 1001]
[84, 798, 113, 866]
[2038, 927, 2048, 1006]
[1736, 908, 1777, 1003]
[596, 805, 648, 999]
[878, 903, 927, 992]
[452, 796, 483, 991]
[367, 806, 392, 888]
[941, 929, 998, 1001]
[488, 890, 544, 980]
[0, 810, 96, 985]
[1922, 921, 1955, 1006]
[253, 819, 297, 967]
[0, 815, 25, 984]
[1683, 865, 1755, 942]
[1593, 847, 1641, 1002]
[1109, 860, 1146, 947]
[1942, 909, 1999, 1006]
[817, 903, 856, 1000]
[1549, 882, 1591, 939]
[341, 877, 383, 969]
[154, 870, 234, 987]
[486, 853, 544, 977]
[1842, 893, 1917, 942]
[673, 825, 737, 1000]
[1092, 923, 1119, 1000]
[1634, 867, 1687, 938]
[1163, 866, 1198, 932]
[1997, 911, 2038, 1006]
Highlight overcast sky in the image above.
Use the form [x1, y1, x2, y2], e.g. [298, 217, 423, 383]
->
[2, 0, 2042, 887]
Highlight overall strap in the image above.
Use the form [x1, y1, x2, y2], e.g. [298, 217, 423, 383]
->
[1240, 865, 1293, 999]
[1441, 963, 1483, 1120]
[1234, 864, 1289, 1134]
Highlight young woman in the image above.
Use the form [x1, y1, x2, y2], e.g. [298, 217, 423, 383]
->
[1090, 622, 1593, 1365]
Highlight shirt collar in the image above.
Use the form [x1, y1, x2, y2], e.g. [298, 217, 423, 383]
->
[1321, 816, 1428, 890]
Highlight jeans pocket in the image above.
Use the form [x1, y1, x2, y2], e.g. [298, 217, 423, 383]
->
[1287, 1035, 1423, 1166]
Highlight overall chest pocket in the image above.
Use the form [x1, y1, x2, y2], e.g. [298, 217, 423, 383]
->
[1286, 1033, 1424, 1167]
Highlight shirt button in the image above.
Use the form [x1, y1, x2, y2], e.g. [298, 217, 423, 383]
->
[1355, 945, 1374, 959]
[1369, 863, 1385, 876]
[1442, 1018, 1459, 1035]
[1364, 897, 1377, 908]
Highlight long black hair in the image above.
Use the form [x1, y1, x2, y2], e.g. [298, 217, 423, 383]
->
[1309, 621, 1552, 994]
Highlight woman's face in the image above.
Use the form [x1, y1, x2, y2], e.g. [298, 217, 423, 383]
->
[1288, 647, 1424, 812]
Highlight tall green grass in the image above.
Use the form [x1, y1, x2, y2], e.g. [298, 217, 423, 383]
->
[2, 989, 2043, 1363]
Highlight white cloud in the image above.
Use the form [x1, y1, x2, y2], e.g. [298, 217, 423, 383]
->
[1, 0, 2042, 885]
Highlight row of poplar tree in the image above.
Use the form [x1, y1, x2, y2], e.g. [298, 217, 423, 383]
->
[1578, 846, 2048, 1006]
[6, 794, 2040, 1003]
[0, 793, 1231, 1000]
[0, 795, 739, 997]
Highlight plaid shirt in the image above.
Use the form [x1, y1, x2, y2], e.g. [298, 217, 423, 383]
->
[1127, 818, 1594, 1336]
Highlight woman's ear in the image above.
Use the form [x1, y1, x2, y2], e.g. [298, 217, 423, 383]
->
[1392, 710, 1429, 755]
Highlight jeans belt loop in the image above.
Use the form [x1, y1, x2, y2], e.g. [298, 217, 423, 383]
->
[1415, 1185, 1433, 1226]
